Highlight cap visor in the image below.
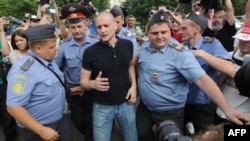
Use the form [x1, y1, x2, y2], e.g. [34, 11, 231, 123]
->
[233, 33, 250, 41]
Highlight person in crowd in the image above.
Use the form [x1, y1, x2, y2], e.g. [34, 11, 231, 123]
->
[0, 19, 18, 141]
[80, 11, 137, 141]
[203, 0, 236, 52]
[110, 5, 137, 63]
[125, 15, 144, 54]
[192, 0, 201, 12]
[38, 0, 57, 25]
[216, 0, 250, 123]
[23, 13, 41, 29]
[9, 28, 29, 64]
[6, 24, 72, 141]
[166, 11, 183, 43]
[125, 15, 144, 44]
[55, 3, 99, 141]
[181, 11, 234, 133]
[136, 10, 250, 141]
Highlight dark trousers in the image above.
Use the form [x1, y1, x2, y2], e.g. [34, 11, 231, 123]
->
[68, 92, 93, 141]
[136, 101, 184, 141]
[0, 82, 18, 141]
[184, 102, 216, 133]
[20, 114, 72, 141]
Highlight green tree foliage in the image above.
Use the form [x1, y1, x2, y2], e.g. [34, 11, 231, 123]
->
[125, 0, 247, 27]
[0, 0, 37, 19]
[0, 0, 109, 20]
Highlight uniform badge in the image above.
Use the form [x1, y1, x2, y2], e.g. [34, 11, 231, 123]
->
[12, 81, 25, 94]
[68, 7, 77, 12]
[152, 72, 159, 80]
[70, 13, 77, 18]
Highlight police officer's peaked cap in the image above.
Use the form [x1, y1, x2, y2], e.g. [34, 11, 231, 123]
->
[148, 10, 169, 23]
[61, 3, 90, 23]
[185, 11, 208, 31]
[234, 55, 250, 97]
[25, 24, 56, 41]
[110, 5, 123, 17]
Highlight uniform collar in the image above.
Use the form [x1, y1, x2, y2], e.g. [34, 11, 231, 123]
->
[29, 51, 52, 67]
[116, 27, 124, 37]
[69, 33, 92, 46]
[184, 36, 203, 50]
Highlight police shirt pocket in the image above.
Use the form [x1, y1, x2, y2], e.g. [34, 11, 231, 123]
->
[66, 55, 81, 68]
[44, 79, 57, 97]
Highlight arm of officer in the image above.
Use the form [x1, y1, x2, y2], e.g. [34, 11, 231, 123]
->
[126, 59, 137, 104]
[192, 50, 235, 77]
[80, 68, 110, 91]
[7, 106, 59, 140]
[224, 0, 235, 26]
[195, 74, 250, 125]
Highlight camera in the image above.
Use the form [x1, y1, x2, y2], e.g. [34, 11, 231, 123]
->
[45, 7, 56, 14]
[150, 10, 158, 15]
[80, 0, 97, 15]
[157, 120, 192, 141]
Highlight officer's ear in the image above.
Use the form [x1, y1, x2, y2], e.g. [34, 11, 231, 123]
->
[114, 22, 118, 30]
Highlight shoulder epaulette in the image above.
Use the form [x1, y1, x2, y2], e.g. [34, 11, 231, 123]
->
[20, 58, 34, 71]
[88, 34, 99, 39]
[203, 37, 215, 43]
[169, 42, 184, 51]
[123, 30, 134, 38]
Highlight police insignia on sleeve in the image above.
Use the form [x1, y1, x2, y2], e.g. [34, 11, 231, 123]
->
[12, 81, 25, 94]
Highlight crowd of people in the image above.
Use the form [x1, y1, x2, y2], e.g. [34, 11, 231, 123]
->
[1, 0, 250, 141]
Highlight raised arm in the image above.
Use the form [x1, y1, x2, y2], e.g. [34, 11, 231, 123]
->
[224, 0, 235, 26]
[0, 19, 10, 56]
[245, 0, 250, 22]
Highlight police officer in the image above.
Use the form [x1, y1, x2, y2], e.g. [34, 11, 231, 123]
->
[181, 11, 235, 133]
[110, 5, 138, 61]
[55, 3, 99, 141]
[136, 10, 250, 141]
[6, 24, 72, 141]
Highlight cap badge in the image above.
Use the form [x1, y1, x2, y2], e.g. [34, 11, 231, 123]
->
[70, 13, 77, 18]
[68, 7, 77, 12]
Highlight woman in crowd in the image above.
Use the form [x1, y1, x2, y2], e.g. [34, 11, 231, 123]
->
[9, 28, 29, 64]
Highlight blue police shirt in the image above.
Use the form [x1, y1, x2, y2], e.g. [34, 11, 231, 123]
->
[117, 27, 137, 56]
[138, 38, 206, 112]
[6, 52, 65, 127]
[185, 37, 232, 104]
[55, 34, 99, 86]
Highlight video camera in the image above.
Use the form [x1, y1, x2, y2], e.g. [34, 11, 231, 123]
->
[157, 120, 192, 141]
[80, 0, 97, 15]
